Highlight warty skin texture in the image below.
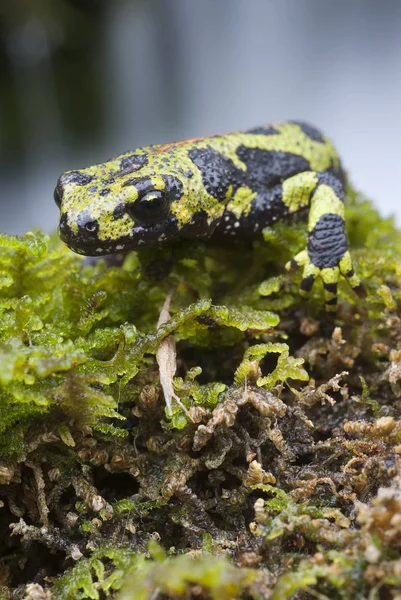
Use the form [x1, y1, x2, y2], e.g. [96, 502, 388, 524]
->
[55, 120, 365, 310]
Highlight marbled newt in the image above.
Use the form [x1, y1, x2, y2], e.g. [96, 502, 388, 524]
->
[54, 120, 366, 310]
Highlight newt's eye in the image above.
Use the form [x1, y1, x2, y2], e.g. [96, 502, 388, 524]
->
[54, 184, 63, 208]
[127, 191, 169, 225]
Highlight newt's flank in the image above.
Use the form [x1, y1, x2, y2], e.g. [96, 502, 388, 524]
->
[54, 120, 366, 311]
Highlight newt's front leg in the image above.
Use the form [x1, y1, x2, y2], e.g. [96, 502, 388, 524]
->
[283, 172, 366, 311]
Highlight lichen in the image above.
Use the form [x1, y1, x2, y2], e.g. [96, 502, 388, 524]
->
[0, 188, 400, 599]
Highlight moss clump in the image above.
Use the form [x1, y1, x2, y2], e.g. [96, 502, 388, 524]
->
[0, 189, 401, 599]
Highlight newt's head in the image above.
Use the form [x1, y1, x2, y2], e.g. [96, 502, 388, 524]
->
[54, 150, 192, 256]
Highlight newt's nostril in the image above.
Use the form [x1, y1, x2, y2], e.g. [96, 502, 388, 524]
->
[84, 221, 98, 233]
[77, 212, 99, 237]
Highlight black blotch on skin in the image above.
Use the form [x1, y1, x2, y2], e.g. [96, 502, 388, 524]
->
[87, 185, 98, 193]
[290, 121, 325, 143]
[324, 282, 337, 294]
[113, 204, 126, 220]
[308, 213, 347, 269]
[122, 176, 153, 191]
[252, 185, 289, 222]
[246, 126, 280, 136]
[214, 184, 289, 240]
[163, 175, 184, 203]
[180, 209, 212, 239]
[188, 146, 236, 202]
[300, 275, 315, 293]
[99, 188, 111, 197]
[316, 172, 345, 200]
[102, 176, 115, 185]
[119, 153, 148, 173]
[61, 171, 94, 186]
[236, 147, 310, 188]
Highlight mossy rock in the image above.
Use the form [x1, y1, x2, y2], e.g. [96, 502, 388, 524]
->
[0, 189, 401, 599]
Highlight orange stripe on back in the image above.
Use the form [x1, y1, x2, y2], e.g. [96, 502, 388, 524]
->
[156, 135, 216, 153]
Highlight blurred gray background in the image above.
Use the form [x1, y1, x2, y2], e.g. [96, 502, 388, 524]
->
[1, 0, 400, 235]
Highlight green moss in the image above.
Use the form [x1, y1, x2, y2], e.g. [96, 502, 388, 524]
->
[0, 189, 401, 598]
[52, 547, 136, 599]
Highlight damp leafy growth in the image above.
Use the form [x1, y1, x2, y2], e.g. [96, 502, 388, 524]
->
[0, 189, 401, 599]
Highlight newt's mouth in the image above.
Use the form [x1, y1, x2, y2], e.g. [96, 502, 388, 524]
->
[58, 212, 181, 256]
[58, 213, 115, 256]
[57, 214, 89, 253]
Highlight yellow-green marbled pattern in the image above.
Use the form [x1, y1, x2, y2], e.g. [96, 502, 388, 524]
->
[55, 120, 365, 310]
